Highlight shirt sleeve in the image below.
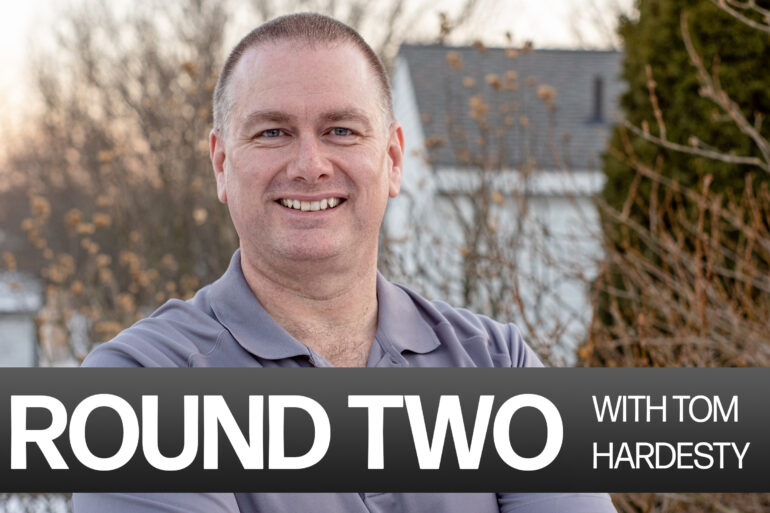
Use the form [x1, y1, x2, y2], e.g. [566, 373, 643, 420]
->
[497, 492, 616, 513]
[73, 492, 240, 513]
[506, 322, 544, 368]
[498, 324, 617, 512]
[76, 335, 236, 511]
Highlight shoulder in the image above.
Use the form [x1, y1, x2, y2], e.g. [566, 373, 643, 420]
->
[430, 298, 543, 368]
[82, 284, 227, 368]
[389, 281, 543, 368]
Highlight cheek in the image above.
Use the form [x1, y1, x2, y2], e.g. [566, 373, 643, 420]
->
[227, 155, 271, 194]
[224, 163, 263, 217]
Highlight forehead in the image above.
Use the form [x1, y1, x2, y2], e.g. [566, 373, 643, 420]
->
[228, 41, 382, 128]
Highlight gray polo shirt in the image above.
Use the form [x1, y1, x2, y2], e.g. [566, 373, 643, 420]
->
[75, 250, 615, 513]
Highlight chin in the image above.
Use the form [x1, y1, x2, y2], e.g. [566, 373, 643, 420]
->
[278, 242, 342, 263]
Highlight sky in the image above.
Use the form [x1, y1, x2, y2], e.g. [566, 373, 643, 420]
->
[0, 0, 58, 121]
[0, 0, 633, 132]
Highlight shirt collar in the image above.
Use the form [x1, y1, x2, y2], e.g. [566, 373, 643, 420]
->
[374, 272, 441, 356]
[209, 250, 440, 361]
[209, 250, 310, 360]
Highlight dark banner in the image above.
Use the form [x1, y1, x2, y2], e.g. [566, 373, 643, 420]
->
[0, 368, 765, 492]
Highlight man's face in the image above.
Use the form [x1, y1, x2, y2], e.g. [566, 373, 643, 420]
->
[211, 41, 403, 271]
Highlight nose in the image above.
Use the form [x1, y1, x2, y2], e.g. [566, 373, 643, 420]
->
[286, 134, 333, 183]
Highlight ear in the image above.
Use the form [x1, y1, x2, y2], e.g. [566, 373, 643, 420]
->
[387, 122, 405, 198]
[210, 129, 228, 203]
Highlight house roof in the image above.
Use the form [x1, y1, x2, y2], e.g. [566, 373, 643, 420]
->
[396, 44, 623, 171]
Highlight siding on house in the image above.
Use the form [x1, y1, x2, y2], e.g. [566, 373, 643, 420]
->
[0, 272, 42, 366]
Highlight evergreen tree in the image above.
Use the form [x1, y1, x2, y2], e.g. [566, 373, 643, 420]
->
[603, 0, 770, 212]
[591, 6, 770, 509]
[594, 0, 770, 344]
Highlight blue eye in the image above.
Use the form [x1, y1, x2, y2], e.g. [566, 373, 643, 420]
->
[331, 127, 353, 136]
[261, 129, 284, 138]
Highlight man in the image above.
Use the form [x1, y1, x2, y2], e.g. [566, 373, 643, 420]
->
[75, 13, 616, 513]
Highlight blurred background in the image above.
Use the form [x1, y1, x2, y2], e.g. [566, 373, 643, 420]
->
[0, 0, 768, 511]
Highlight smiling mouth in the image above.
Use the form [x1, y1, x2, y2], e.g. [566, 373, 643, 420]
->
[278, 197, 346, 212]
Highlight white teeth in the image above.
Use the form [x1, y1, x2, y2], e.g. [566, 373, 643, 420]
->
[279, 197, 343, 212]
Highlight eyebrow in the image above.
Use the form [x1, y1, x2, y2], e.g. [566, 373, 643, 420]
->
[318, 108, 374, 131]
[239, 108, 375, 134]
[241, 110, 293, 132]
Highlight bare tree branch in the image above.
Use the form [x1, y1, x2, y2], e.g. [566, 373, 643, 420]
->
[710, 0, 770, 33]
[622, 119, 769, 172]
[681, 10, 770, 169]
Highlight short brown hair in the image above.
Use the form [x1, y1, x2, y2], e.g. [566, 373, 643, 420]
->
[213, 13, 393, 136]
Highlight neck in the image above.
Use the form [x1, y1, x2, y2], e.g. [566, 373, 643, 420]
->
[239, 248, 379, 367]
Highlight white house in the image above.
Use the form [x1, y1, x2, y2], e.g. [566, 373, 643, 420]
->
[0, 271, 42, 366]
[385, 45, 623, 363]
